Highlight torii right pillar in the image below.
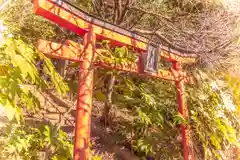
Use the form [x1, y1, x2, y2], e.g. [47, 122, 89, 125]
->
[173, 62, 194, 160]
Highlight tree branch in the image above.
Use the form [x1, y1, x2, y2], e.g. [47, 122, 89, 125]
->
[113, 0, 118, 23]
[116, 0, 121, 24]
[129, 6, 171, 21]
[128, 12, 145, 29]
[92, 0, 104, 19]
[132, 28, 236, 54]
[117, 0, 130, 25]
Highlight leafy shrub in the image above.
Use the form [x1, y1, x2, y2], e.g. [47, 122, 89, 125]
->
[0, 123, 73, 160]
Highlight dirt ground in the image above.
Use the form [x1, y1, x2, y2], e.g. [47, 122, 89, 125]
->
[42, 91, 140, 160]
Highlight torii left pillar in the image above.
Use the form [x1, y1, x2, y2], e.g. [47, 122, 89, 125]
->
[74, 29, 96, 160]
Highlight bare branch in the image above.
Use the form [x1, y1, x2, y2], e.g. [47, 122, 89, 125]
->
[129, 6, 171, 21]
[117, 0, 130, 24]
[91, 0, 104, 19]
[132, 28, 237, 55]
[127, 12, 145, 29]
[91, 0, 240, 68]
[112, 0, 118, 23]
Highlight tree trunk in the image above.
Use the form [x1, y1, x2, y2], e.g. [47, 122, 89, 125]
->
[102, 74, 116, 126]
[55, 59, 68, 77]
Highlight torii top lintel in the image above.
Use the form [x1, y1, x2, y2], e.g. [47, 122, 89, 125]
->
[33, 0, 198, 63]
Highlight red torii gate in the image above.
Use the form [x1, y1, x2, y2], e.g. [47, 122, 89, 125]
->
[33, 0, 198, 159]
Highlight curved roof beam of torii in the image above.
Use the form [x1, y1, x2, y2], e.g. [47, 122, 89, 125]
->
[33, 0, 198, 64]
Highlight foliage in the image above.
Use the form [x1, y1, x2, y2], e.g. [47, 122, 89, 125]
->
[186, 71, 240, 159]
[0, 2, 72, 160]
[93, 46, 240, 159]
[1, 0, 58, 43]
[225, 74, 240, 110]
[0, 0, 239, 160]
[224, 73, 240, 159]
[0, 0, 69, 122]
[0, 123, 73, 160]
[0, 34, 68, 122]
[91, 154, 103, 160]
[112, 76, 181, 159]
[96, 40, 138, 66]
[99, 69, 240, 159]
[70, 1, 240, 158]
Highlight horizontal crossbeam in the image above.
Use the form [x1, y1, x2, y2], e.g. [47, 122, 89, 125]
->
[36, 39, 194, 83]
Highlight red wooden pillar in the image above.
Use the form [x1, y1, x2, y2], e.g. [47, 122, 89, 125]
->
[173, 62, 192, 160]
[74, 29, 96, 160]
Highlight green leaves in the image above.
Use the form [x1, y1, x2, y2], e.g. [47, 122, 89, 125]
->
[225, 74, 240, 111]
[0, 14, 72, 159]
[0, 36, 69, 122]
[133, 138, 153, 157]
[43, 125, 51, 145]
[96, 40, 138, 67]
[0, 123, 73, 160]
[114, 76, 178, 158]
[4, 102, 16, 120]
[173, 113, 186, 125]
[186, 71, 240, 159]
[38, 51, 69, 95]
[91, 155, 103, 160]
[136, 108, 152, 125]
[0, 64, 8, 75]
